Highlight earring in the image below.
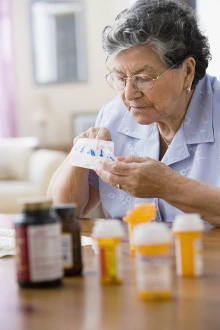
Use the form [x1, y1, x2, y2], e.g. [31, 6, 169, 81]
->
[186, 86, 191, 94]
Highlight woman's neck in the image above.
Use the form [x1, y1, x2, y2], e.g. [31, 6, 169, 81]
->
[157, 90, 193, 142]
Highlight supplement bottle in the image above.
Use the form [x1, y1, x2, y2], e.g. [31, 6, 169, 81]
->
[172, 213, 204, 277]
[133, 222, 172, 300]
[15, 197, 63, 288]
[123, 203, 156, 256]
[92, 220, 124, 285]
[53, 204, 83, 276]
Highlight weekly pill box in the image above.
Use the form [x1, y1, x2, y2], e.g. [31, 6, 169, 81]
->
[70, 138, 116, 169]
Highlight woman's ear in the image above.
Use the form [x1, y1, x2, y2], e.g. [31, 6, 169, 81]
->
[184, 57, 196, 90]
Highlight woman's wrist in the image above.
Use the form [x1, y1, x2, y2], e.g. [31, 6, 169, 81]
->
[163, 175, 220, 226]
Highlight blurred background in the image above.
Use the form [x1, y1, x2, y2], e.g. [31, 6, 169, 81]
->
[1, 0, 130, 150]
[0, 0, 218, 149]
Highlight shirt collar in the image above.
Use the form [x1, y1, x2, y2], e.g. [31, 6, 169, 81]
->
[182, 74, 214, 145]
[117, 108, 145, 139]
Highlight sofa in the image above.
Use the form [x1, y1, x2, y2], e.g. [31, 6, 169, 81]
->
[0, 137, 67, 213]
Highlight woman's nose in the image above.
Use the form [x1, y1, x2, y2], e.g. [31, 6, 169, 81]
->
[124, 78, 142, 101]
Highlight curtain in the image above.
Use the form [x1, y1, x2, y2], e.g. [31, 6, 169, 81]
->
[0, 0, 16, 138]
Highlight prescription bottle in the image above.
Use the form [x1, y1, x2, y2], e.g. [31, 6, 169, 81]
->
[172, 213, 204, 277]
[133, 222, 172, 300]
[53, 204, 83, 276]
[15, 197, 63, 288]
[92, 220, 124, 285]
[123, 203, 156, 256]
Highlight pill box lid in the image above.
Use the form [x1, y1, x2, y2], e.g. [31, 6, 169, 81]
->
[172, 213, 204, 232]
[133, 222, 172, 246]
[92, 219, 125, 238]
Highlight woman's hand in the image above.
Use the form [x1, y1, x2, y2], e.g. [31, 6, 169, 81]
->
[74, 127, 112, 144]
[94, 155, 178, 199]
[47, 126, 111, 216]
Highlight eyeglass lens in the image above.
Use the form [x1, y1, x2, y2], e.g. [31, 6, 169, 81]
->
[106, 73, 154, 91]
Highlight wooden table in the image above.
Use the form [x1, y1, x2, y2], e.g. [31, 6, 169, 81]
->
[0, 215, 220, 330]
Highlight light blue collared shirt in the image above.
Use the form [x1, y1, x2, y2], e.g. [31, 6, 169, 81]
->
[89, 74, 220, 222]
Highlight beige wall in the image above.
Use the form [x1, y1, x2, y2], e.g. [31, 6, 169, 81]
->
[11, 0, 130, 146]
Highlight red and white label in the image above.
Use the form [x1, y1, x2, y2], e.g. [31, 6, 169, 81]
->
[16, 223, 63, 282]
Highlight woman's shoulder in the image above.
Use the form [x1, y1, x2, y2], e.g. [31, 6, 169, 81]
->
[102, 95, 127, 113]
[206, 74, 220, 101]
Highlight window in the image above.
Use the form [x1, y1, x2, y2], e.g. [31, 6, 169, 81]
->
[197, 0, 220, 78]
[30, 0, 87, 84]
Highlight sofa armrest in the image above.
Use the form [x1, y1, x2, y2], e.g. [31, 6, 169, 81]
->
[28, 149, 67, 194]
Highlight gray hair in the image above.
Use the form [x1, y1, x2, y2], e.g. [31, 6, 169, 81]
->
[102, 0, 211, 88]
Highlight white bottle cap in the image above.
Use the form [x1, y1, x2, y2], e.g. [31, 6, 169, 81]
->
[133, 222, 172, 246]
[172, 213, 204, 232]
[92, 219, 125, 239]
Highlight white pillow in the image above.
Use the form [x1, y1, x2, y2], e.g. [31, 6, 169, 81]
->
[0, 137, 39, 180]
[0, 163, 15, 180]
[0, 137, 38, 147]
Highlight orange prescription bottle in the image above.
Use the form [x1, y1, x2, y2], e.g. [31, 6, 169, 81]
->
[123, 203, 156, 256]
[92, 220, 125, 285]
[172, 213, 204, 277]
[133, 222, 172, 300]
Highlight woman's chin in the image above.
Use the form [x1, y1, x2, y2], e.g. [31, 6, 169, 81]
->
[131, 110, 157, 125]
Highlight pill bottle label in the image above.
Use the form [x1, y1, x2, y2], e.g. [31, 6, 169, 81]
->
[136, 255, 171, 292]
[16, 226, 30, 282]
[174, 236, 203, 277]
[62, 233, 73, 269]
[194, 238, 203, 276]
[116, 244, 123, 278]
[175, 238, 182, 276]
[16, 223, 63, 282]
[28, 223, 62, 282]
[98, 244, 122, 281]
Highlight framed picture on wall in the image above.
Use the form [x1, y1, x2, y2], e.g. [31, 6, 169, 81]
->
[72, 112, 98, 138]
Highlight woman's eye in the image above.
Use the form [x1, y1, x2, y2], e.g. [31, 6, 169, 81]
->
[137, 75, 152, 83]
[116, 76, 125, 81]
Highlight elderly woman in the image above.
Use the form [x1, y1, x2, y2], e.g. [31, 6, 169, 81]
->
[48, 0, 220, 226]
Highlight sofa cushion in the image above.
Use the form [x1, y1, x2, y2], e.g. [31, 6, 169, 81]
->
[0, 137, 38, 180]
[0, 181, 41, 213]
[0, 163, 15, 180]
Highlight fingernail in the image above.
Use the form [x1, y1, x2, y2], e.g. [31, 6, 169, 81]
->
[117, 156, 125, 161]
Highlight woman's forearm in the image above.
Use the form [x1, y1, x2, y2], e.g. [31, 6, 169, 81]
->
[47, 154, 91, 216]
[164, 174, 220, 226]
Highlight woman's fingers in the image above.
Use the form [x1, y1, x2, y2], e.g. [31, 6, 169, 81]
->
[99, 156, 150, 175]
[73, 127, 111, 145]
[117, 155, 149, 163]
[95, 127, 112, 140]
[94, 164, 126, 189]
[95, 158, 147, 190]
[98, 159, 133, 176]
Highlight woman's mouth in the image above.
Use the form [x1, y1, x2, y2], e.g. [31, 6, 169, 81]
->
[131, 105, 152, 111]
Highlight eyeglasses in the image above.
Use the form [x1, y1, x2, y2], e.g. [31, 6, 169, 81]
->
[105, 63, 178, 92]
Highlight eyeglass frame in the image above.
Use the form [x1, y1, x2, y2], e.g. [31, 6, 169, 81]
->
[105, 58, 179, 92]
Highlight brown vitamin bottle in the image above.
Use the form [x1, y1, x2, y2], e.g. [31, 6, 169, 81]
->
[15, 197, 63, 288]
[53, 204, 83, 276]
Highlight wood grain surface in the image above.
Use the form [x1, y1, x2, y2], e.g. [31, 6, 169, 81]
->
[0, 216, 220, 330]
